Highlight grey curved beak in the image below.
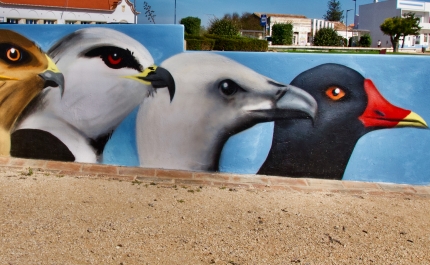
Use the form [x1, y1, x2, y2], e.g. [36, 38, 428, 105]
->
[39, 70, 65, 97]
[275, 84, 318, 121]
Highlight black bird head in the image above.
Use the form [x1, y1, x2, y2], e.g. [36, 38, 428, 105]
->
[259, 63, 427, 180]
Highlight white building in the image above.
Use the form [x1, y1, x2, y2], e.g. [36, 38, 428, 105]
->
[359, 0, 430, 48]
[255, 13, 337, 46]
[0, 0, 138, 24]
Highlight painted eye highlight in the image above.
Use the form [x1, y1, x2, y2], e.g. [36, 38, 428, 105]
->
[7, 47, 21, 62]
[0, 43, 29, 64]
[108, 53, 122, 65]
[325, 86, 345, 101]
[219, 79, 240, 97]
[84, 46, 142, 71]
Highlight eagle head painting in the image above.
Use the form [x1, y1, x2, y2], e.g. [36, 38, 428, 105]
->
[0, 29, 64, 156]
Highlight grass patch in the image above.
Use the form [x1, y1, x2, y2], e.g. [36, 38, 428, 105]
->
[22, 167, 33, 176]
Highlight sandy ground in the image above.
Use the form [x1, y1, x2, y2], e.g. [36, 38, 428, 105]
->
[1, 167, 429, 265]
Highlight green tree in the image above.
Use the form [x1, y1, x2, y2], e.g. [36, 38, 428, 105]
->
[380, 13, 421, 52]
[400, 12, 421, 48]
[348, 36, 359, 47]
[359, 34, 372, 47]
[180, 16, 201, 36]
[313, 27, 342, 46]
[323, 0, 344, 21]
[208, 18, 239, 37]
[271, 23, 293, 45]
[240, 12, 262, 30]
[220, 12, 262, 30]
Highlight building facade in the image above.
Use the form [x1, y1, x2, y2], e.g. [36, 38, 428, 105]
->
[359, 0, 430, 48]
[0, 0, 138, 24]
[254, 13, 347, 46]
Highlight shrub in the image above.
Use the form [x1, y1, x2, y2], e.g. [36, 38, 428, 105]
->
[359, 34, 372, 47]
[203, 34, 267, 51]
[207, 18, 239, 37]
[180, 16, 201, 36]
[185, 38, 215, 51]
[313, 27, 342, 46]
[348, 36, 359, 47]
[271, 23, 293, 45]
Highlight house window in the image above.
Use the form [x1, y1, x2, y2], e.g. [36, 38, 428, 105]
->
[44, 20, 56, 24]
[95, 22, 106, 24]
[81, 21, 91, 24]
[424, 34, 428, 43]
[26, 19, 37, 24]
[415, 35, 420, 45]
[65, 21, 76, 24]
[7, 18, 18, 24]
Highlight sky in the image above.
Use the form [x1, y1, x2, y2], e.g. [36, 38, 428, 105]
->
[134, 0, 376, 27]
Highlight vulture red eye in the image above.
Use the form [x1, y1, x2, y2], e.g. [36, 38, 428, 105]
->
[6, 47, 21, 62]
[108, 53, 122, 65]
[326, 86, 345, 101]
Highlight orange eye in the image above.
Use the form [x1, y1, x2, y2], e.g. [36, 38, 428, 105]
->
[325, 86, 345, 101]
[6, 47, 21, 62]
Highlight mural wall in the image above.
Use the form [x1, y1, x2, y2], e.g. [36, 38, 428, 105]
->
[1, 25, 429, 185]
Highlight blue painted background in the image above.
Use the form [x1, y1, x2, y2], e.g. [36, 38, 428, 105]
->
[107, 52, 430, 185]
[3, 25, 430, 185]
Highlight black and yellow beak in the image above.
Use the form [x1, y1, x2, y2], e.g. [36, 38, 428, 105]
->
[125, 65, 176, 102]
[38, 55, 65, 97]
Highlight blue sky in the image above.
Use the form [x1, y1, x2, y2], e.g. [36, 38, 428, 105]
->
[135, 0, 375, 27]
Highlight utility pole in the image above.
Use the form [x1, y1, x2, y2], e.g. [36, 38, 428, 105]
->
[345, 9, 353, 43]
[174, 0, 176, 24]
[353, 0, 357, 29]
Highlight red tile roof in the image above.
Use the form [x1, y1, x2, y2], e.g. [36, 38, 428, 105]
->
[0, 0, 137, 13]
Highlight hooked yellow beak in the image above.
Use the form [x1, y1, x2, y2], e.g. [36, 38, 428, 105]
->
[397, 111, 428, 129]
[123, 65, 176, 102]
[45, 55, 61, 73]
[123, 65, 157, 85]
[38, 55, 65, 96]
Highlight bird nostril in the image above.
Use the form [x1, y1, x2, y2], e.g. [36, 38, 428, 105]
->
[374, 110, 385, 117]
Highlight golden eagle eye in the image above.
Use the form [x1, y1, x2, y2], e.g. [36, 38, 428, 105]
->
[325, 86, 346, 101]
[0, 43, 29, 65]
[6, 47, 21, 62]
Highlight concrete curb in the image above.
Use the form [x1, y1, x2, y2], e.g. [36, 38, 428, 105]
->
[1, 156, 429, 197]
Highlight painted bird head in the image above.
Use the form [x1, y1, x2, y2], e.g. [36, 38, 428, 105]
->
[44, 27, 174, 139]
[0, 29, 64, 132]
[290, 63, 427, 133]
[136, 52, 317, 171]
[258, 63, 427, 179]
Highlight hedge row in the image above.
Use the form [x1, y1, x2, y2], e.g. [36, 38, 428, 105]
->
[186, 39, 215, 51]
[184, 34, 267, 52]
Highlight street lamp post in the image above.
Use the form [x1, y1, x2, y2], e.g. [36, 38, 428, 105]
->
[174, 0, 177, 24]
[353, 0, 357, 28]
[345, 9, 353, 44]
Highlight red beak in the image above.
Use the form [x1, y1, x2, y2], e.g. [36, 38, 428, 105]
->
[359, 79, 427, 128]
